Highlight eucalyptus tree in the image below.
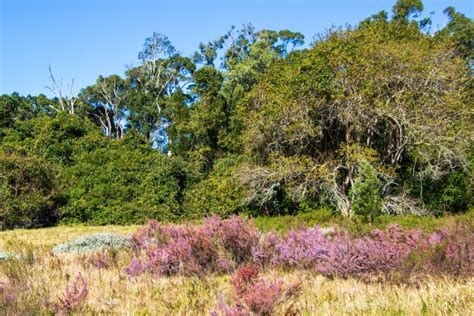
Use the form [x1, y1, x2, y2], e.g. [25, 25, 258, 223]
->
[178, 26, 305, 170]
[437, 6, 474, 61]
[45, 65, 78, 115]
[80, 75, 127, 139]
[126, 33, 195, 150]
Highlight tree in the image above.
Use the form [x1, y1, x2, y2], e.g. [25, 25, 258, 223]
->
[0, 152, 61, 229]
[177, 26, 305, 170]
[350, 160, 381, 221]
[238, 17, 472, 216]
[80, 75, 127, 139]
[46, 65, 78, 115]
[392, 0, 423, 21]
[0, 93, 38, 132]
[126, 33, 195, 150]
[437, 6, 474, 60]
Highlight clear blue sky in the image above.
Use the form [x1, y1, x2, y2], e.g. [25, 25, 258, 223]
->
[1, 0, 472, 97]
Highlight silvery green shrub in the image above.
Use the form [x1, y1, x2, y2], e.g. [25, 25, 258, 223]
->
[0, 251, 12, 260]
[52, 233, 131, 255]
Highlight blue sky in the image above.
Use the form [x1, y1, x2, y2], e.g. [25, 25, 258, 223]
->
[1, 0, 473, 97]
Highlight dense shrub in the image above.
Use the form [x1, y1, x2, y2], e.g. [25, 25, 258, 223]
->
[401, 222, 474, 277]
[252, 224, 424, 277]
[1, 113, 100, 165]
[123, 216, 474, 280]
[1, 113, 198, 226]
[252, 227, 327, 268]
[60, 143, 193, 224]
[183, 156, 247, 218]
[317, 226, 422, 278]
[52, 233, 131, 255]
[125, 216, 259, 277]
[212, 264, 301, 316]
[350, 160, 382, 221]
[408, 170, 473, 214]
[0, 152, 61, 229]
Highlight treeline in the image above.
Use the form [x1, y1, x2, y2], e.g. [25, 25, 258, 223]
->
[1, 0, 473, 229]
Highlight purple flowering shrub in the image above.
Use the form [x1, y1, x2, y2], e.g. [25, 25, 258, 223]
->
[56, 273, 89, 315]
[123, 257, 144, 277]
[125, 216, 259, 277]
[88, 252, 111, 269]
[251, 224, 425, 278]
[441, 223, 474, 275]
[317, 225, 423, 278]
[124, 216, 473, 280]
[212, 264, 301, 316]
[251, 231, 282, 267]
[402, 222, 474, 277]
[252, 227, 330, 268]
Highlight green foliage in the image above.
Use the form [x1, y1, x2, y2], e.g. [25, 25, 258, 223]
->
[350, 160, 382, 222]
[253, 209, 474, 235]
[0, 0, 472, 229]
[183, 155, 246, 218]
[408, 171, 473, 214]
[1, 113, 101, 165]
[0, 152, 61, 229]
[392, 0, 423, 21]
[61, 142, 193, 225]
[253, 208, 334, 232]
[437, 6, 474, 59]
[0, 94, 37, 132]
[239, 13, 472, 216]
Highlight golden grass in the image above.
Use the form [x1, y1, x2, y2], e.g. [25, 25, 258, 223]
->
[0, 224, 140, 250]
[1, 225, 473, 315]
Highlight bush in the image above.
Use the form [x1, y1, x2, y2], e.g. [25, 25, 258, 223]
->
[60, 142, 193, 224]
[125, 216, 259, 277]
[317, 225, 422, 278]
[123, 215, 474, 281]
[212, 264, 301, 315]
[414, 171, 472, 214]
[401, 222, 474, 277]
[52, 233, 131, 255]
[268, 227, 326, 268]
[1, 113, 100, 165]
[0, 152, 61, 229]
[2, 114, 197, 226]
[56, 273, 89, 315]
[183, 156, 246, 218]
[350, 160, 382, 222]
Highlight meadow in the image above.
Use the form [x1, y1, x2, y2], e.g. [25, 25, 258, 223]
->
[1, 214, 472, 315]
[1, 0, 473, 314]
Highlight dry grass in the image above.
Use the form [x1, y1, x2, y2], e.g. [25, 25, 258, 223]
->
[0, 224, 139, 250]
[1, 225, 473, 315]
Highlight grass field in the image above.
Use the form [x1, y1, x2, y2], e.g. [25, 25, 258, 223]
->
[1, 216, 473, 315]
